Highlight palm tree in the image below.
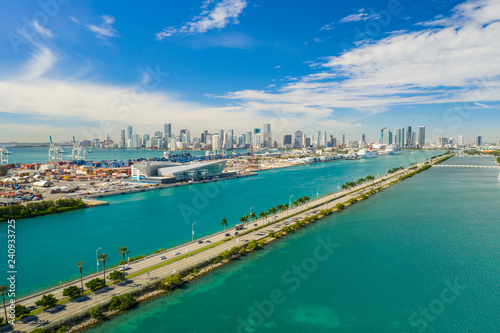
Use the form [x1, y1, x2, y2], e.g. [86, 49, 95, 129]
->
[259, 211, 266, 222]
[118, 246, 130, 263]
[250, 212, 256, 221]
[0, 285, 7, 323]
[76, 261, 85, 294]
[268, 207, 277, 219]
[98, 253, 109, 283]
[221, 218, 228, 237]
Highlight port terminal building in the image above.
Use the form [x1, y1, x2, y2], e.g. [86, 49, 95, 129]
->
[131, 160, 227, 183]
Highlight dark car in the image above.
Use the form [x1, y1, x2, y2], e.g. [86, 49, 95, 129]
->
[225, 233, 230, 236]
[198, 240, 204, 244]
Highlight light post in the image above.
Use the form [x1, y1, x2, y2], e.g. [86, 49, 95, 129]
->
[96, 247, 101, 274]
[289, 195, 294, 213]
[192, 222, 197, 242]
[249, 206, 255, 229]
[316, 187, 320, 200]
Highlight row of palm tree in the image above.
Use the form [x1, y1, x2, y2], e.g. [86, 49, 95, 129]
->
[341, 176, 375, 190]
[219, 195, 312, 235]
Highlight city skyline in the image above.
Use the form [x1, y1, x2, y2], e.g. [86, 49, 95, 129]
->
[2, 0, 500, 142]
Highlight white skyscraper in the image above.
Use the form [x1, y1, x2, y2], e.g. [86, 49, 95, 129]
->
[458, 135, 465, 146]
[294, 131, 303, 148]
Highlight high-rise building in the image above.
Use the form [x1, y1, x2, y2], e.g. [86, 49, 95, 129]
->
[120, 130, 126, 148]
[382, 128, 392, 145]
[475, 135, 482, 146]
[379, 128, 386, 144]
[417, 126, 425, 148]
[394, 128, 405, 146]
[360, 134, 366, 147]
[212, 134, 220, 150]
[406, 126, 412, 148]
[305, 137, 311, 147]
[131, 133, 140, 148]
[341, 134, 346, 146]
[164, 123, 171, 140]
[282, 135, 292, 148]
[227, 129, 234, 150]
[458, 135, 465, 146]
[245, 131, 252, 147]
[127, 126, 133, 142]
[263, 123, 271, 147]
[294, 131, 303, 148]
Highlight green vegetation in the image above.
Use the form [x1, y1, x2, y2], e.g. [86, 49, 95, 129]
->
[108, 271, 126, 282]
[341, 175, 375, 190]
[0, 285, 7, 324]
[153, 248, 166, 254]
[76, 262, 85, 294]
[245, 240, 258, 251]
[0, 165, 8, 176]
[89, 306, 103, 320]
[387, 166, 404, 174]
[15, 304, 30, 318]
[98, 253, 109, 283]
[335, 203, 345, 210]
[85, 278, 106, 292]
[268, 230, 277, 238]
[35, 294, 58, 309]
[128, 254, 146, 262]
[220, 218, 228, 235]
[117, 246, 130, 263]
[157, 274, 182, 291]
[0, 198, 86, 222]
[108, 294, 136, 311]
[62, 286, 81, 300]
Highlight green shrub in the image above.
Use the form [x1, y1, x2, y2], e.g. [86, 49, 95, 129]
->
[62, 285, 82, 300]
[85, 278, 106, 291]
[15, 305, 30, 318]
[334, 203, 345, 210]
[129, 255, 146, 262]
[89, 306, 103, 320]
[108, 294, 136, 311]
[55, 325, 69, 333]
[35, 294, 58, 309]
[109, 271, 126, 282]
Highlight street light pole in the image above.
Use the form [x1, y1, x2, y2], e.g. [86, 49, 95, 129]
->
[289, 195, 294, 212]
[316, 187, 320, 200]
[192, 222, 197, 242]
[96, 247, 101, 274]
[249, 206, 255, 229]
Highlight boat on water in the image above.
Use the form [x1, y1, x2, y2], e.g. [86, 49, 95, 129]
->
[358, 148, 378, 159]
[386, 145, 403, 155]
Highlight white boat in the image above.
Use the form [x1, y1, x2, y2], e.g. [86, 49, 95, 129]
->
[358, 149, 378, 158]
[386, 145, 402, 155]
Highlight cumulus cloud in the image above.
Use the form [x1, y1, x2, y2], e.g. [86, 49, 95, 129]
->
[220, 0, 500, 116]
[156, 0, 247, 40]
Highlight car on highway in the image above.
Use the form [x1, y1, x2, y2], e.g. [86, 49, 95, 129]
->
[234, 232, 239, 236]
[159, 256, 167, 260]
[173, 251, 180, 255]
[198, 240, 204, 244]
[205, 240, 211, 244]
[27, 306, 36, 311]
[225, 233, 230, 236]
[119, 264, 130, 271]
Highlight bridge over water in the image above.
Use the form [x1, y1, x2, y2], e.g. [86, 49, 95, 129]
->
[433, 164, 500, 169]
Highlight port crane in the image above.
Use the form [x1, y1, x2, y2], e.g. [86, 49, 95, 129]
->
[48, 136, 64, 161]
[0, 146, 10, 165]
[71, 136, 88, 161]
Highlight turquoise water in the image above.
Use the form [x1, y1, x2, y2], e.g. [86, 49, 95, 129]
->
[4, 147, 204, 164]
[0, 151, 440, 296]
[3, 146, 269, 164]
[89, 156, 500, 333]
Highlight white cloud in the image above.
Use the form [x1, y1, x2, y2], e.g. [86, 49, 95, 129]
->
[33, 21, 53, 38]
[87, 15, 117, 40]
[320, 22, 335, 31]
[340, 8, 381, 23]
[156, 0, 247, 40]
[218, 0, 500, 121]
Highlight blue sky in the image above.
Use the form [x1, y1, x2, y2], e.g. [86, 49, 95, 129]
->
[1, 0, 500, 143]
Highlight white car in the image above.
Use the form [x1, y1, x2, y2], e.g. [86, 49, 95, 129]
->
[159, 256, 167, 260]
[173, 251, 180, 255]
[119, 264, 130, 271]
